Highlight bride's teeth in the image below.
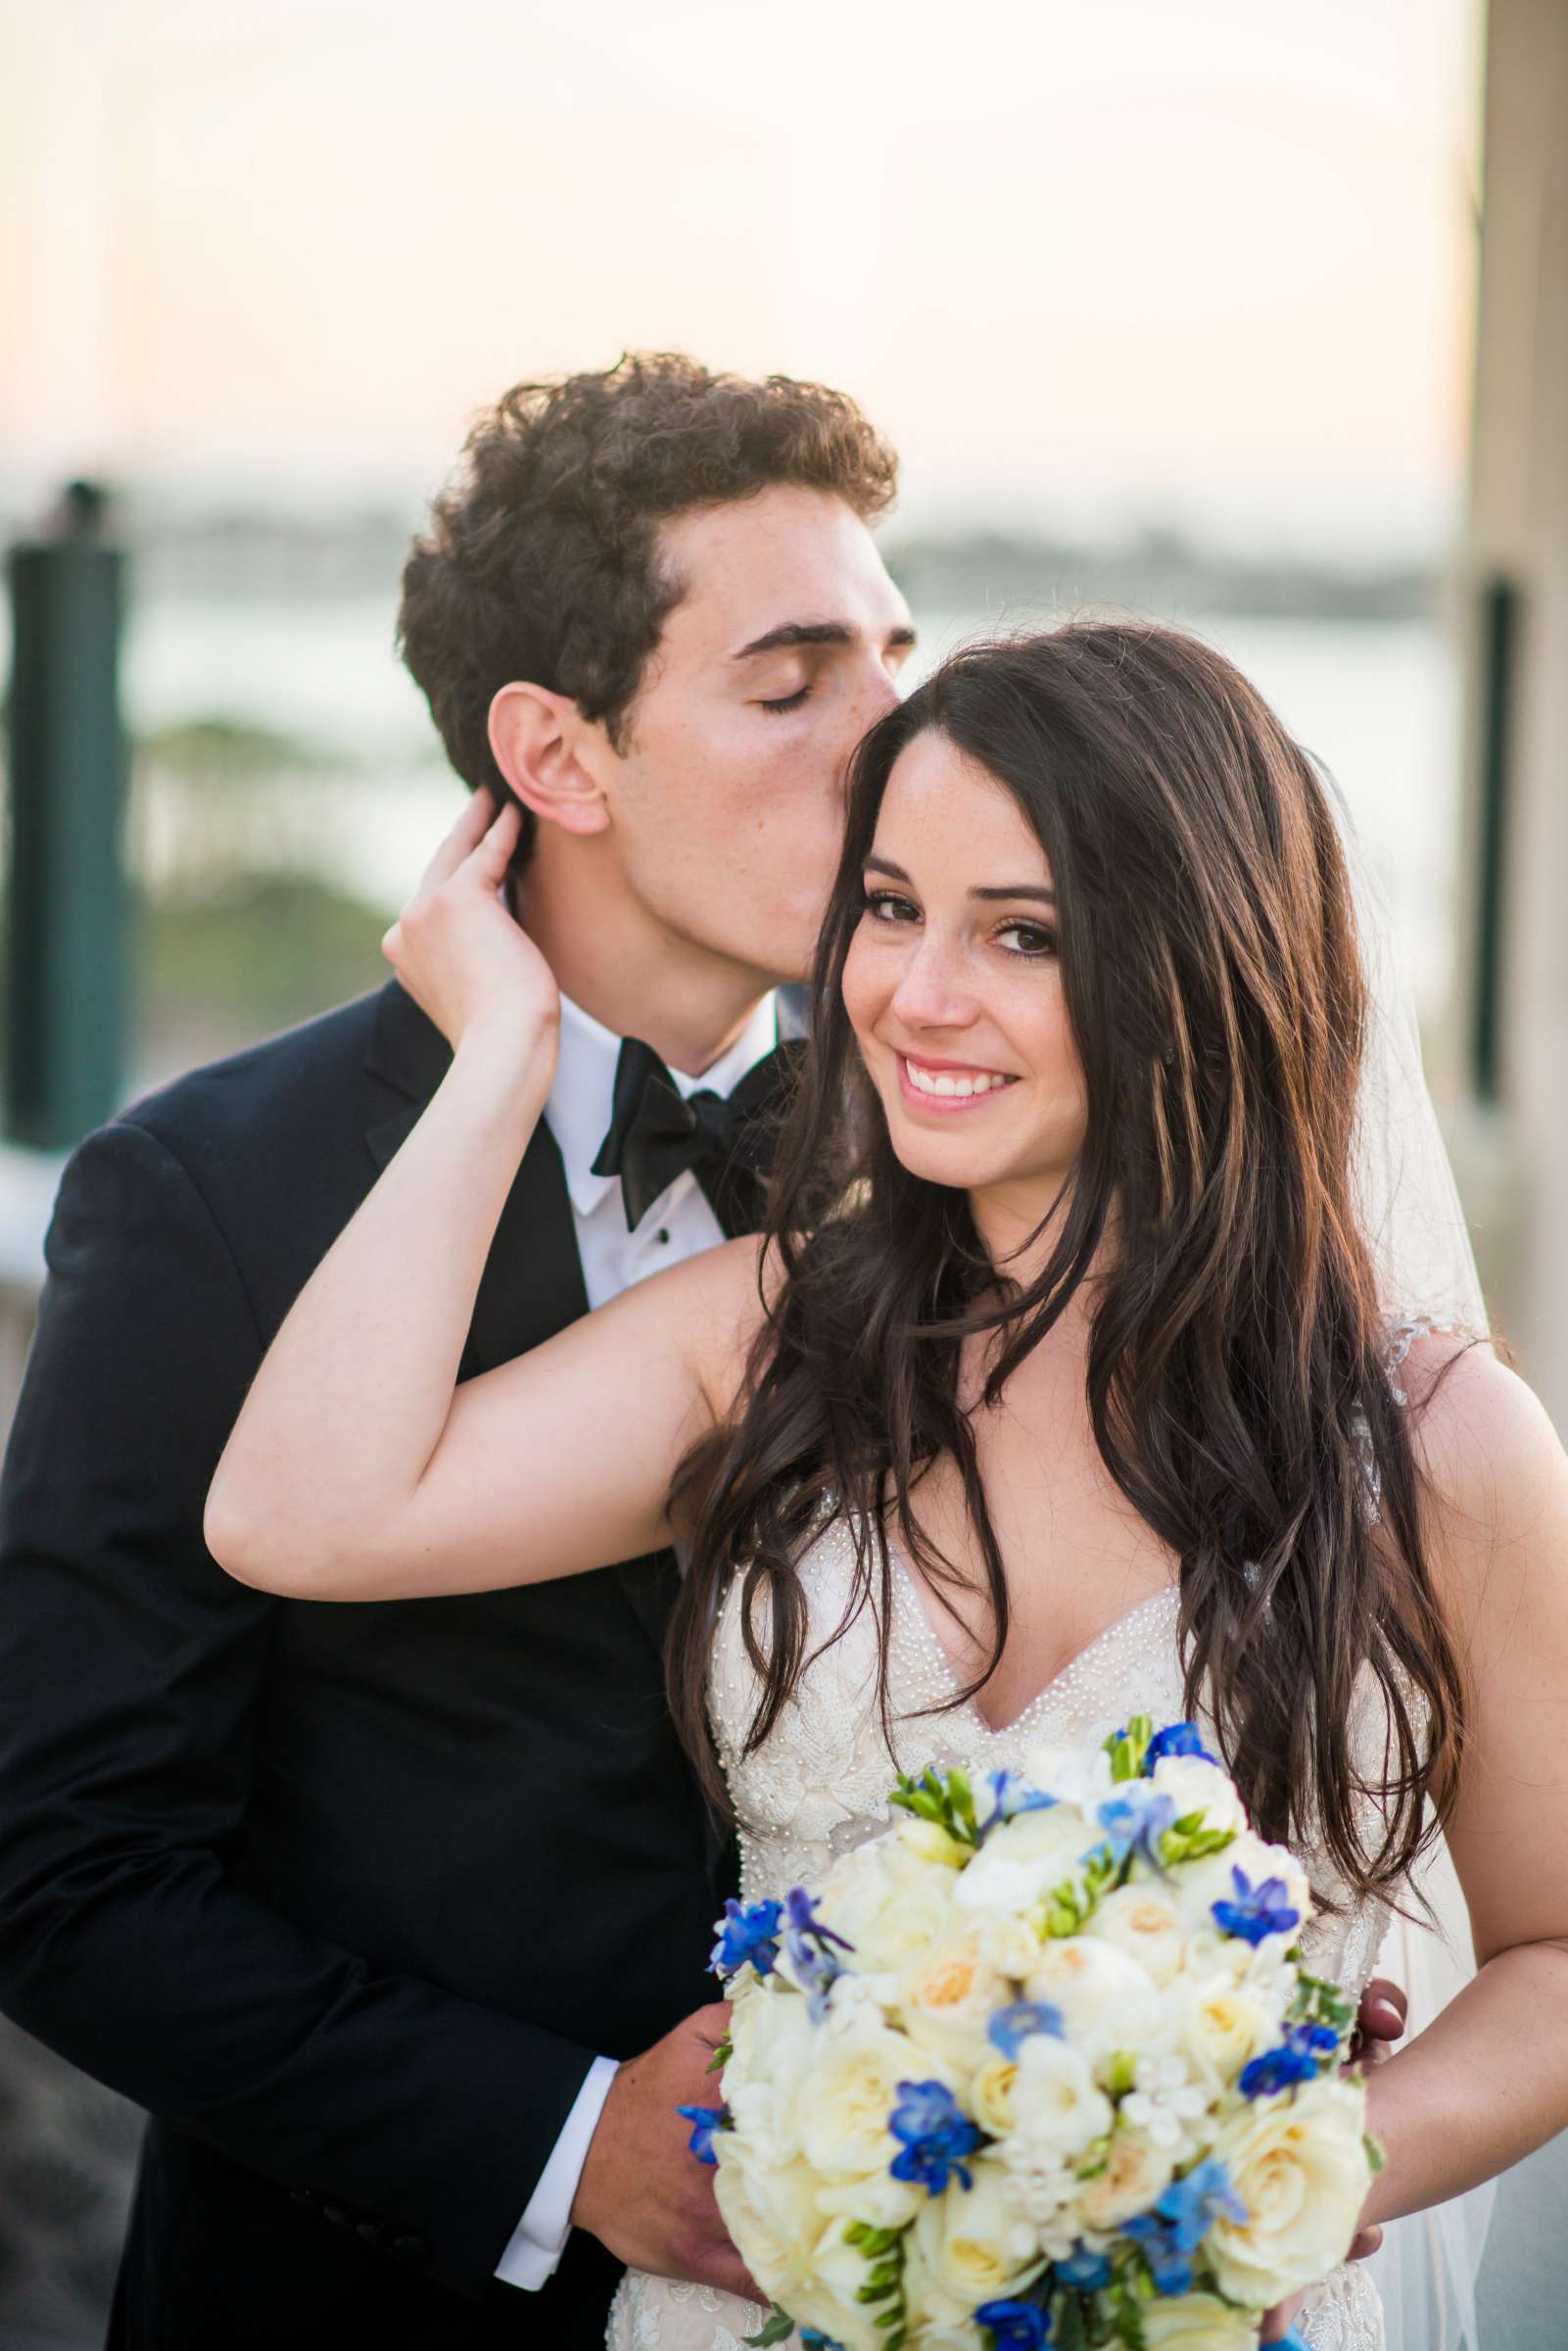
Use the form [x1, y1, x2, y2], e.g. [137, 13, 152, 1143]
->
[906, 1060, 1009, 1098]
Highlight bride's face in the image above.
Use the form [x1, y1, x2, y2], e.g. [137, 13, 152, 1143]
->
[840, 730, 1088, 1208]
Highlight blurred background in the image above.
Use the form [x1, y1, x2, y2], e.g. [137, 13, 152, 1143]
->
[2, 0, 1566, 2343]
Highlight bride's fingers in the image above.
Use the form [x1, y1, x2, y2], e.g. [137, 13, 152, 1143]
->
[465, 799, 523, 888]
[416, 791, 506, 898]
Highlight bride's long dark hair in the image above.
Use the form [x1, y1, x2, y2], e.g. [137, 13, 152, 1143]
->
[669, 621, 1466, 1900]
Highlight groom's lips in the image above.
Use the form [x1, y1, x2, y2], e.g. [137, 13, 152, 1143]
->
[896, 1051, 1021, 1113]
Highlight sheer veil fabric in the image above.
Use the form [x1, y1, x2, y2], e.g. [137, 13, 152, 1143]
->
[1324, 769, 1496, 2351]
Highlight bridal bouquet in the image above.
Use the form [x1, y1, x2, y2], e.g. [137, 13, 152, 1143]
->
[682, 1717, 1378, 2351]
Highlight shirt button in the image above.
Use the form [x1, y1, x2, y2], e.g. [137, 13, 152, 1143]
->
[657, 1227, 671, 1244]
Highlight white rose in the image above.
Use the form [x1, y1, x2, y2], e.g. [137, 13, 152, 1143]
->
[953, 1803, 1093, 1921]
[1139, 2293, 1260, 2349]
[912, 2154, 1049, 2312]
[1025, 1936, 1155, 2039]
[1205, 2075, 1373, 2308]
[793, 2010, 943, 2183]
[822, 1841, 961, 1974]
[1151, 1753, 1249, 1837]
[1179, 1972, 1278, 2093]
[1071, 2124, 1176, 2232]
[1007, 2033, 1115, 2157]
[1081, 1883, 1190, 1986]
[816, 2169, 925, 2232]
[898, 1925, 1007, 2072]
[712, 2140, 829, 2305]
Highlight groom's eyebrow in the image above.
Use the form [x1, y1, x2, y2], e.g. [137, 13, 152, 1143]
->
[864, 855, 1055, 905]
[731, 620, 919, 660]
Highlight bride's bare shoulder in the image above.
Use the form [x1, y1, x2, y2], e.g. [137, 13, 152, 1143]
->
[1398, 1329, 1568, 1624]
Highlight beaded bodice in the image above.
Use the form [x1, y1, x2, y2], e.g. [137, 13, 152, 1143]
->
[707, 1534, 1392, 2005]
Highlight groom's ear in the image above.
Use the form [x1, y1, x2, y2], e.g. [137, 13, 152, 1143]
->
[488, 683, 610, 840]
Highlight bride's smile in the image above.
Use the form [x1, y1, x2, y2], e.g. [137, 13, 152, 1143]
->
[840, 727, 1087, 1219]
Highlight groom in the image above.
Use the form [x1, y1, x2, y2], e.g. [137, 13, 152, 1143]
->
[0, 355, 914, 2350]
[0, 354, 1400, 2350]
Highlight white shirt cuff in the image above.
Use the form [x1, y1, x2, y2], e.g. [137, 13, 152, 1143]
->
[493, 2054, 620, 2290]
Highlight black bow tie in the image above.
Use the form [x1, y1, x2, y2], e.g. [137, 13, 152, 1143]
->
[592, 1035, 802, 1236]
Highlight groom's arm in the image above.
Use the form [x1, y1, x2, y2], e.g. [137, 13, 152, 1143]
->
[0, 1117, 615, 2300]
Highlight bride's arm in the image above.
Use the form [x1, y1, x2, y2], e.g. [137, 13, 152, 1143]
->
[204, 796, 764, 1604]
[1354, 1337, 1568, 2224]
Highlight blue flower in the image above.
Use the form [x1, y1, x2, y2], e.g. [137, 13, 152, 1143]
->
[799, 2332, 845, 2351]
[1055, 2243, 1113, 2291]
[987, 2000, 1065, 2062]
[710, 1897, 783, 1981]
[675, 2103, 730, 2165]
[1211, 1864, 1302, 1946]
[784, 1886, 855, 2022]
[888, 2079, 984, 2195]
[976, 2297, 1053, 2349]
[1091, 1786, 1177, 1871]
[1240, 2023, 1342, 2099]
[1122, 2211, 1197, 2297]
[1153, 2157, 1249, 2250]
[981, 1770, 1059, 1837]
[1146, 1721, 1218, 1767]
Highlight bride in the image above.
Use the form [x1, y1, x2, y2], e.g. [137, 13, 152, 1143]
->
[206, 622, 1568, 2351]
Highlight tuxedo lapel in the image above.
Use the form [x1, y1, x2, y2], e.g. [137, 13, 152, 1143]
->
[362, 982, 670, 1655]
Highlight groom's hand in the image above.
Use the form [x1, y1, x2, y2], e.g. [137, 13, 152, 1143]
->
[572, 2001, 757, 2299]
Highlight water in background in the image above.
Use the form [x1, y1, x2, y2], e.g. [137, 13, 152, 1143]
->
[119, 592, 1462, 1020]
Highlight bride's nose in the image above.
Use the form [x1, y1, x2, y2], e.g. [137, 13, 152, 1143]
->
[887, 934, 980, 1032]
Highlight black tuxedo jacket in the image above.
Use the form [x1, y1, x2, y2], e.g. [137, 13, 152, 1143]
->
[0, 982, 736, 2349]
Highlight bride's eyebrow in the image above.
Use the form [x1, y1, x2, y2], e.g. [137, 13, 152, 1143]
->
[863, 854, 1055, 906]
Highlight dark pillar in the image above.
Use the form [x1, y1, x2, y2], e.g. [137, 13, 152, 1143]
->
[4, 483, 129, 1148]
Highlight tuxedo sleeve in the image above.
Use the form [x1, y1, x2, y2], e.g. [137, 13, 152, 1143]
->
[0, 1118, 598, 2300]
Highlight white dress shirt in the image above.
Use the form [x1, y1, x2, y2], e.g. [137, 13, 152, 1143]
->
[495, 984, 780, 2290]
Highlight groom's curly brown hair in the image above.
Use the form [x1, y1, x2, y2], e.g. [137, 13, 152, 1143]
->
[398, 352, 898, 822]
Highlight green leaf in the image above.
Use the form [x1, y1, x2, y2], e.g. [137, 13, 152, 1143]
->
[1364, 2132, 1387, 2175]
[742, 2306, 796, 2348]
[706, 2035, 734, 2075]
[1055, 2290, 1089, 2351]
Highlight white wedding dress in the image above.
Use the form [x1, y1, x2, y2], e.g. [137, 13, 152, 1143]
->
[604, 1333, 1449, 2351]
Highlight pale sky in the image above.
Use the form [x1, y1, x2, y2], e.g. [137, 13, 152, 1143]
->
[1, 0, 1484, 552]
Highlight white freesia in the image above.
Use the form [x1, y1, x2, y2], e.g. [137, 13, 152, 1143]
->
[711, 2139, 828, 2306]
[1139, 2293, 1261, 2349]
[1205, 2074, 1373, 2307]
[1008, 2032, 1114, 2156]
[1082, 1882, 1190, 1987]
[912, 2153, 1049, 2310]
[952, 1803, 1092, 1919]
[787, 2216, 896, 2351]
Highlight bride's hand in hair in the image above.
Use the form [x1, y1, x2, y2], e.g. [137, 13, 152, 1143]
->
[381, 792, 559, 1075]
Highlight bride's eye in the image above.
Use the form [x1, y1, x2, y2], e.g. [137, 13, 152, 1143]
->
[758, 686, 812, 715]
[997, 921, 1057, 958]
[862, 888, 919, 924]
